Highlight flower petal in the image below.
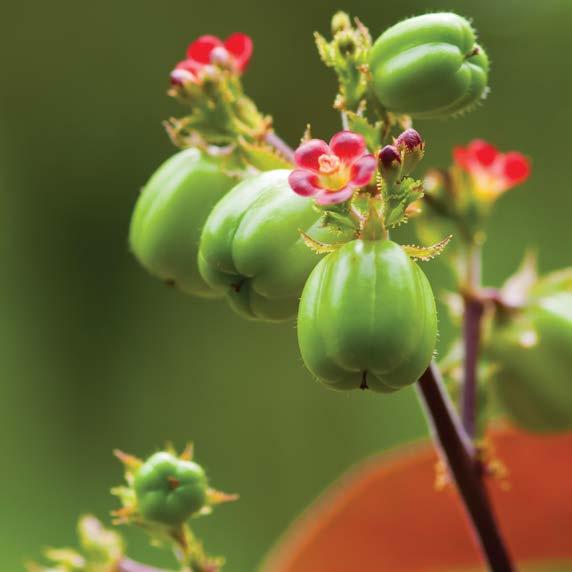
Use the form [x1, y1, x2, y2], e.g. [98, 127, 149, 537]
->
[224, 33, 253, 71]
[186, 35, 223, 63]
[294, 139, 330, 171]
[315, 186, 355, 205]
[329, 131, 366, 163]
[468, 139, 499, 167]
[170, 68, 196, 86]
[175, 59, 203, 75]
[288, 170, 321, 197]
[453, 146, 472, 170]
[350, 154, 377, 186]
[502, 152, 531, 187]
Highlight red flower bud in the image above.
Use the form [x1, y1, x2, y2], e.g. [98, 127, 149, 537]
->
[395, 129, 424, 152]
[378, 145, 402, 186]
[395, 129, 425, 175]
[378, 145, 401, 168]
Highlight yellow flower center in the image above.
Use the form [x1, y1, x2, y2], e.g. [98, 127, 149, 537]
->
[318, 154, 350, 191]
[318, 154, 341, 174]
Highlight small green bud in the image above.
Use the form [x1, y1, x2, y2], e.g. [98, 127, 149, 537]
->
[336, 30, 357, 56]
[331, 11, 351, 35]
[134, 451, 208, 525]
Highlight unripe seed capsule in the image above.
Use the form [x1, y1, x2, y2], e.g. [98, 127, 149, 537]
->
[369, 13, 489, 118]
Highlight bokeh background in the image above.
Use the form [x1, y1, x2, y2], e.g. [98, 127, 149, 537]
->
[1, 0, 571, 570]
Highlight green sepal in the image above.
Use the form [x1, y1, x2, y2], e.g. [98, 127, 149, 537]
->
[300, 231, 346, 255]
[345, 111, 382, 151]
[402, 234, 452, 261]
[384, 177, 424, 227]
[238, 138, 294, 171]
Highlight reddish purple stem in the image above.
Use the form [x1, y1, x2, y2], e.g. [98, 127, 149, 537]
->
[264, 131, 295, 163]
[417, 363, 515, 572]
[461, 296, 485, 440]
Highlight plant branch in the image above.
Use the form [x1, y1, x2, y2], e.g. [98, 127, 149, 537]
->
[461, 243, 484, 441]
[264, 131, 295, 163]
[117, 558, 169, 572]
[417, 363, 515, 572]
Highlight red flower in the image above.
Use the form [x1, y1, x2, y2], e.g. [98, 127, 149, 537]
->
[173, 33, 253, 81]
[288, 131, 377, 205]
[453, 139, 530, 197]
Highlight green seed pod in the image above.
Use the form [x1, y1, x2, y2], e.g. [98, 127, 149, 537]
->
[298, 239, 437, 391]
[369, 12, 489, 119]
[487, 292, 572, 433]
[198, 170, 345, 323]
[134, 451, 208, 525]
[129, 148, 237, 297]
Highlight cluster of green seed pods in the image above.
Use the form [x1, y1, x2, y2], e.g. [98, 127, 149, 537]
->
[127, 11, 506, 397]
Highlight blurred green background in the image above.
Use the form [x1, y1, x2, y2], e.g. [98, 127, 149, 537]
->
[1, 0, 571, 570]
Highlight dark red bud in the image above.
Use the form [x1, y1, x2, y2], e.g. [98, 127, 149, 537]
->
[378, 145, 401, 168]
[378, 145, 402, 186]
[395, 128, 424, 151]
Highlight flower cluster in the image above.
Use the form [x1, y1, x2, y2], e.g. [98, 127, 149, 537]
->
[453, 139, 530, 197]
[171, 33, 253, 85]
[288, 131, 376, 205]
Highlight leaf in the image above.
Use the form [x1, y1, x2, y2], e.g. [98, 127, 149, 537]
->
[300, 231, 344, 255]
[346, 111, 382, 151]
[314, 32, 336, 67]
[238, 139, 293, 171]
[402, 235, 453, 261]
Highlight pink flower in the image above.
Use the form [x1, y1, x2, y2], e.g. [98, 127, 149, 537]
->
[288, 131, 376, 205]
[173, 33, 253, 82]
[453, 139, 530, 197]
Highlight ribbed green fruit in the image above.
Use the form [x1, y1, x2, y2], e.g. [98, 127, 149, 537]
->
[297, 239, 437, 392]
[198, 170, 349, 322]
[369, 12, 489, 118]
[129, 148, 237, 297]
[134, 452, 208, 525]
[488, 292, 572, 433]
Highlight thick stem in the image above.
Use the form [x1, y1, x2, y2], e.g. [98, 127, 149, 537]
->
[264, 131, 295, 163]
[417, 363, 515, 572]
[117, 558, 168, 572]
[461, 243, 483, 441]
